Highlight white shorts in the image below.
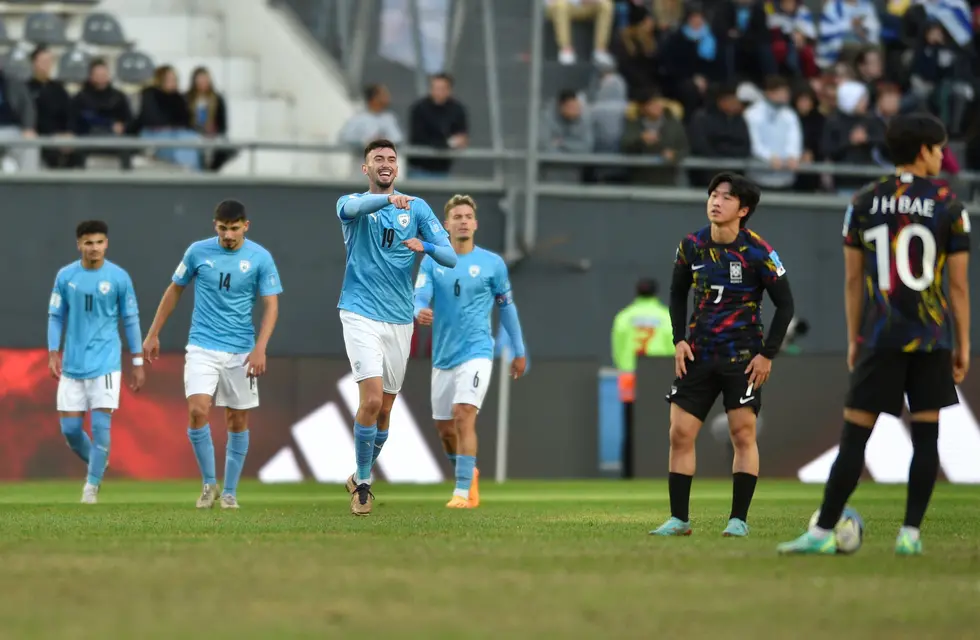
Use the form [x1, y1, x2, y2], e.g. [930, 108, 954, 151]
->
[339, 309, 414, 394]
[184, 345, 259, 410]
[56, 372, 121, 412]
[430, 358, 493, 420]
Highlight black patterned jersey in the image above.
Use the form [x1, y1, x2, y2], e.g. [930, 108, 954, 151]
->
[843, 173, 971, 351]
[674, 226, 787, 362]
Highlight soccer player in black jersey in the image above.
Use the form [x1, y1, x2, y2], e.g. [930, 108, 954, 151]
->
[778, 114, 971, 556]
[650, 172, 795, 538]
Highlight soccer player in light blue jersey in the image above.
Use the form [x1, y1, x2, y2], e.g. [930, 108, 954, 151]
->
[47, 220, 145, 504]
[414, 194, 527, 508]
[142, 200, 283, 509]
[337, 139, 458, 516]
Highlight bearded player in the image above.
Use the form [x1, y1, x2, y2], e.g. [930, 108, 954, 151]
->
[337, 139, 458, 516]
[414, 194, 527, 508]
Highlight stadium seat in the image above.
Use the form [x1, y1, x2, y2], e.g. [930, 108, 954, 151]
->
[0, 45, 31, 80]
[115, 50, 153, 86]
[57, 46, 90, 83]
[24, 12, 69, 46]
[81, 12, 127, 48]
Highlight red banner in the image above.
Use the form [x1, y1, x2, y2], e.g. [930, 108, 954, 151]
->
[0, 349, 453, 482]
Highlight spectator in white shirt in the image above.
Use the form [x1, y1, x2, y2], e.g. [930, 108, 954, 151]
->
[743, 75, 803, 189]
[546, 0, 616, 66]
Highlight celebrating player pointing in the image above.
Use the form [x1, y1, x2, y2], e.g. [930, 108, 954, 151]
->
[337, 139, 458, 516]
[779, 114, 971, 556]
[651, 172, 795, 538]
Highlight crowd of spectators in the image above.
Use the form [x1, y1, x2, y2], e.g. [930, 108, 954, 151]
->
[0, 44, 232, 173]
[539, 0, 980, 194]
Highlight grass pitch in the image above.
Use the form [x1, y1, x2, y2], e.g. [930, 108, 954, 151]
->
[0, 480, 978, 639]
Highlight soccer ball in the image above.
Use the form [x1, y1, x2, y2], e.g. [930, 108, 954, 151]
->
[808, 506, 864, 554]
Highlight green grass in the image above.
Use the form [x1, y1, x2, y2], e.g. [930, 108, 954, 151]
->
[0, 480, 978, 639]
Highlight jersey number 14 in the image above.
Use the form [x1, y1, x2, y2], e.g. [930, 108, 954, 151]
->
[863, 223, 936, 291]
[218, 272, 232, 292]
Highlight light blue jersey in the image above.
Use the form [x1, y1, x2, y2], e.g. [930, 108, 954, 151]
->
[48, 260, 140, 379]
[337, 192, 451, 325]
[172, 237, 283, 354]
[415, 246, 524, 370]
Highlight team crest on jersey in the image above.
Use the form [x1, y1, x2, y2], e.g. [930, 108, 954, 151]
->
[239, 260, 251, 273]
[397, 213, 410, 228]
[469, 265, 481, 278]
[98, 281, 111, 295]
[729, 263, 742, 284]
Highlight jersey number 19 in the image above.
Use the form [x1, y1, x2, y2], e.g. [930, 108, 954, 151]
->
[863, 223, 936, 292]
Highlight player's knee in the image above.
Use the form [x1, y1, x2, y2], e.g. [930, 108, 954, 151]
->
[728, 421, 757, 450]
[435, 419, 456, 440]
[669, 423, 697, 450]
[453, 404, 477, 428]
[358, 395, 383, 421]
[225, 409, 249, 433]
[188, 403, 210, 426]
[59, 418, 82, 437]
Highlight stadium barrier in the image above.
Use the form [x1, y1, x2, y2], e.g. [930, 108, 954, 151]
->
[4, 137, 980, 184]
[630, 356, 980, 484]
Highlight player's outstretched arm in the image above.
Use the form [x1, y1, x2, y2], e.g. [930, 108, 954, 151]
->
[337, 193, 398, 222]
[142, 283, 185, 362]
[416, 201, 458, 268]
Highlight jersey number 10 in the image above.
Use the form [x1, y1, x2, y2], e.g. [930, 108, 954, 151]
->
[863, 223, 936, 292]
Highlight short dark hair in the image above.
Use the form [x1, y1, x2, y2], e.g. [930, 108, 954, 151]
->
[214, 200, 247, 223]
[430, 72, 454, 86]
[636, 278, 658, 298]
[763, 75, 790, 92]
[363, 83, 384, 103]
[713, 81, 739, 101]
[557, 89, 578, 105]
[364, 138, 397, 159]
[76, 220, 108, 238]
[885, 114, 947, 166]
[30, 44, 49, 62]
[88, 58, 108, 73]
[708, 172, 761, 227]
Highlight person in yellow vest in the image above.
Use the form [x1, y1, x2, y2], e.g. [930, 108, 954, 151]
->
[612, 278, 674, 397]
[611, 278, 673, 477]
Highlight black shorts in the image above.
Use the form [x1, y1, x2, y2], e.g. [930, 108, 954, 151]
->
[665, 359, 760, 422]
[845, 350, 958, 417]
